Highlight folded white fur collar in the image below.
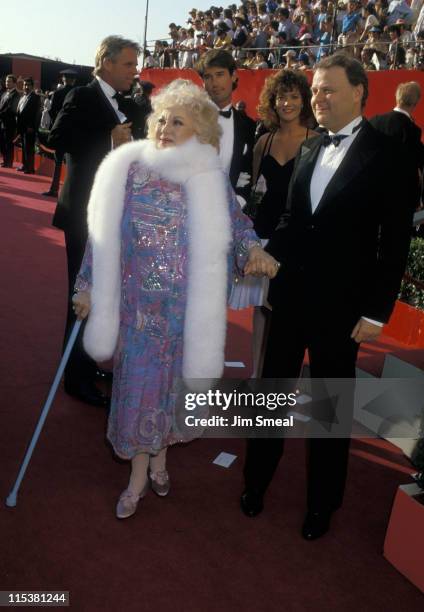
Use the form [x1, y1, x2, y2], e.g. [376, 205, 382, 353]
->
[83, 137, 232, 383]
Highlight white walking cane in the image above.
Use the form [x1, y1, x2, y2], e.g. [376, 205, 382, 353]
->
[6, 320, 82, 508]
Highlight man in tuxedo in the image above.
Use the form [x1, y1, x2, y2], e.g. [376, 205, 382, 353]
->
[16, 78, 41, 174]
[370, 81, 424, 176]
[42, 69, 77, 197]
[48, 35, 143, 407]
[133, 80, 155, 139]
[196, 49, 256, 205]
[241, 54, 418, 540]
[0, 74, 21, 168]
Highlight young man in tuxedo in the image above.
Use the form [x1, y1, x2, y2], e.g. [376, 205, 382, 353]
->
[196, 49, 256, 205]
[48, 35, 143, 407]
[42, 69, 77, 197]
[16, 78, 41, 174]
[0, 74, 20, 168]
[370, 81, 424, 176]
[241, 54, 418, 540]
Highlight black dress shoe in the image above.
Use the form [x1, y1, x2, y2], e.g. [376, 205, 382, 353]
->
[24, 170, 35, 174]
[41, 190, 58, 197]
[95, 368, 113, 382]
[302, 510, 333, 541]
[1, 163, 12, 168]
[240, 489, 264, 517]
[64, 380, 110, 408]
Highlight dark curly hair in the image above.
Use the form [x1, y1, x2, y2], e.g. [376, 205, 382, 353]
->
[257, 70, 313, 131]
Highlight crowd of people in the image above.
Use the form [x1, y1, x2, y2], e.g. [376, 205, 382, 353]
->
[0, 71, 156, 192]
[2, 36, 423, 539]
[145, 0, 424, 71]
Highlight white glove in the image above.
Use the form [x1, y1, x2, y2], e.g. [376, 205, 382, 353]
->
[236, 172, 251, 188]
[236, 195, 246, 208]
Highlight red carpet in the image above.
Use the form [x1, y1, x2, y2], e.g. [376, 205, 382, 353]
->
[1, 165, 423, 611]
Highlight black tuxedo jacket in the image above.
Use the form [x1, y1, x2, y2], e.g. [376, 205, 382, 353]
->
[230, 107, 256, 200]
[49, 84, 76, 126]
[370, 110, 424, 171]
[16, 92, 41, 131]
[0, 89, 20, 132]
[48, 79, 143, 233]
[267, 120, 417, 326]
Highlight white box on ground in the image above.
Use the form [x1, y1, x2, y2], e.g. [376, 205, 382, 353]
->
[224, 361, 245, 368]
[213, 452, 237, 468]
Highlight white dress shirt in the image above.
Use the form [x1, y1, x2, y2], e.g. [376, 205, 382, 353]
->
[96, 76, 127, 123]
[217, 103, 234, 173]
[17, 93, 29, 113]
[1, 88, 17, 103]
[310, 115, 383, 327]
[310, 116, 363, 212]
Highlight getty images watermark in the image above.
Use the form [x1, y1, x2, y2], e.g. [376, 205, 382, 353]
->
[184, 389, 297, 429]
[173, 378, 424, 439]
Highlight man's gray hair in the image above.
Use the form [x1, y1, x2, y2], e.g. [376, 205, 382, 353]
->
[396, 81, 421, 109]
[93, 35, 141, 76]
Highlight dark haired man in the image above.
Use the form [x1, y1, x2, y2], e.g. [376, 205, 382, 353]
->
[42, 69, 77, 197]
[16, 78, 41, 174]
[0, 74, 20, 168]
[48, 35, 143, 408]
[242, 54, 418, 540]
[196, 49, 255, 204]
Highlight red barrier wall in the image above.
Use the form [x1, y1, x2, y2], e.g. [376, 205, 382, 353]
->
[12, 59, 42, 89]
[141, 68, 424, 130]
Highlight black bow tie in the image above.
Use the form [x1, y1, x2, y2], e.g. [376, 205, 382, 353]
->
[219, 108, 232, 119]
[322, 133, 349, 148]
[113, 92, 126, 109]
[321, 120, 365, 148]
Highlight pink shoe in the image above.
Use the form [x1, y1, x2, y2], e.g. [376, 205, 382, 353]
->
[150, 470, 170, 497]
[115, 483, 148, 519]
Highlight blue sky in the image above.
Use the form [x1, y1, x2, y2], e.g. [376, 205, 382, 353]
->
[1, 0, 213, 66]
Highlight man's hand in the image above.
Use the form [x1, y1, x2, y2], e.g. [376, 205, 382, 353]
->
[236, 172, 251, 188]
[350, 318, 382, 344]
[244, 246, 280, 279]
[72, 290, 91, 320]
[111, 122, 132, 148]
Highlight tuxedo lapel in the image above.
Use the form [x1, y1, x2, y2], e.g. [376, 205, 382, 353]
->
[88, 80, 120, 125]
[313, 122, 379, 216]
[293, 136, 322, 216]
[231, 107, 244, 173]
[18, 91, 32, 113]
[0, 90, 12, 111]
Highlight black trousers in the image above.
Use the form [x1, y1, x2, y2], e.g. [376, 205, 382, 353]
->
[63, 224, 97, 386]
[0, 125, 15, 166]
[243, 304, 359, 513]
[20, 128, 36, 172]
[48, 150, 64, 193]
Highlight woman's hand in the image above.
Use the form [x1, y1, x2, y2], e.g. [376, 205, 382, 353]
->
[72, 291, 91, 320]
[244, 246, 280, 279]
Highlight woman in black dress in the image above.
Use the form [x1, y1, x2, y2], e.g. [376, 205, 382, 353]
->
[251, 70, 317, 376]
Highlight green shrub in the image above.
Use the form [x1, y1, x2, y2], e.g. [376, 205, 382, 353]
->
[399, 237, 424, 311]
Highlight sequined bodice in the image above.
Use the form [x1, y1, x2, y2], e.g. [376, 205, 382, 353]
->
[120, 163, 188, 337]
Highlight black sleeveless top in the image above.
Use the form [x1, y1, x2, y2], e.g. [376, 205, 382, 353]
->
[253, 130, 308, 239]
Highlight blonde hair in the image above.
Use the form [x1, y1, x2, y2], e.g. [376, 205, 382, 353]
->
[147, 79, 222, 150]
[396, 81, 421, 108]
[93, 35, 140, 77]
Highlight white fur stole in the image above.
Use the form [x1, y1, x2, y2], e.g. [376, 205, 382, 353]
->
[83, 137, 231, 382]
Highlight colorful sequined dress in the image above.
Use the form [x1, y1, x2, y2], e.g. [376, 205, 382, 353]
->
[76, 160, 258, 459]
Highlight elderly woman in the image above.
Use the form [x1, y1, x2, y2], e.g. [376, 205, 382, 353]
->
[72, 79, 277, 519]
